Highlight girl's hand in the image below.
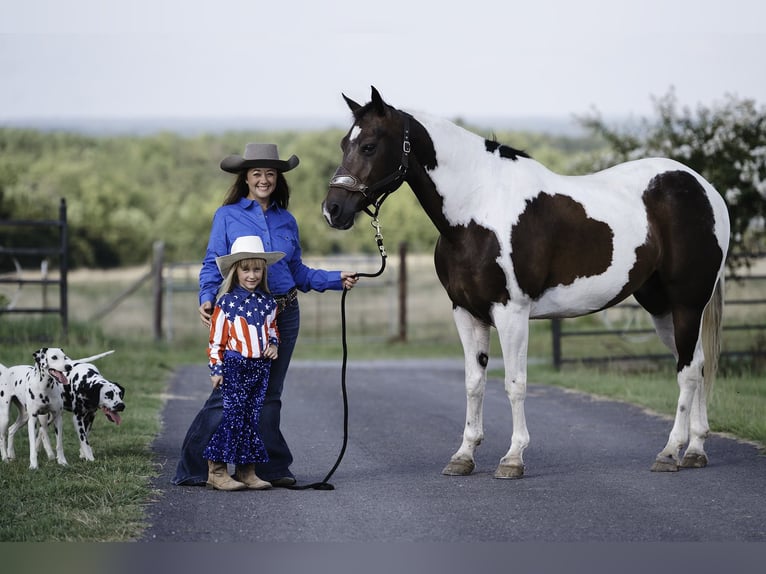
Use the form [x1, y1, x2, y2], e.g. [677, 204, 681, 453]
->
[264, 344, 279, 360]
[210, 375, 222, 389]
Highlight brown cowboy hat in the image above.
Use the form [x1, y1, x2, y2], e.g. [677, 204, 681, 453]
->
[220, 143, 300, 174]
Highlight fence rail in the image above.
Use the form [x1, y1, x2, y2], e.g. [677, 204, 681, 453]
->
[161, 246, 410, 343]
[90, 242, 766, 371]
[551, 262, 766, 368]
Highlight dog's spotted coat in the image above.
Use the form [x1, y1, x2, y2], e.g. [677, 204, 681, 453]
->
[61, 362, 125, 461]
[0, 347, 73, 469]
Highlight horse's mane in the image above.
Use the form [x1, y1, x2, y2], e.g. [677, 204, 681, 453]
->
[485, 138, 532, 161]
[354, 100, 533, 162]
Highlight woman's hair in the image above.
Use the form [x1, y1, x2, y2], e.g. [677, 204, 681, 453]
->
[222, 169, 291, 208]
[216, 258, 270, 300]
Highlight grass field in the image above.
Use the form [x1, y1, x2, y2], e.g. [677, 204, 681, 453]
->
[0, 261, 764, 541]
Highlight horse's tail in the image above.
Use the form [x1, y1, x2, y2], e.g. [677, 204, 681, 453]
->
[702, 274, 725, 399]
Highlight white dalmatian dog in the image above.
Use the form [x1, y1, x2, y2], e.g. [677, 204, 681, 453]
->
[0, 347, 74, 469]
[59, 358, 125, 461]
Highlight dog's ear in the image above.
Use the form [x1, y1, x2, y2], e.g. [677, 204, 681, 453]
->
[83, 382, 103, 408]
[33, 348, 45, 367]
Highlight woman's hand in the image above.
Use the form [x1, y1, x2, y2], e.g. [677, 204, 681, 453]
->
[341, 271, 359, 290]
[210, 375, 222, 389]
[264, 344, 279, 360]
[199, 301, 213, 328]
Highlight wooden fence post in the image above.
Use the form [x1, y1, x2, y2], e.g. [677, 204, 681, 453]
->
[551, 318, 562, 370]
[59, 198, 68, 337]
[398, 242, 408, 342]
[152, 241, 164, 341]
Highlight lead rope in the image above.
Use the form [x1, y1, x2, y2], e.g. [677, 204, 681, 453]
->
[289, 217, 387, 490]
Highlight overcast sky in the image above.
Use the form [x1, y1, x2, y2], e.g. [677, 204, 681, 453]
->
[1, 0, 764, 126]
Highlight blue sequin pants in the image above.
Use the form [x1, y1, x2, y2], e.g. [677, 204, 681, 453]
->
[203, 352, 270, 465]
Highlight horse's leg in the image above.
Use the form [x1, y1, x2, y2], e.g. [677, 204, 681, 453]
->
[442, 306, 490, 476]
[682, 280, 724, 469]
[493, 302, 531, 479]
[651, 305, 705, 472]
[648, 311, 708, 467]
[681, 372, 710, 469]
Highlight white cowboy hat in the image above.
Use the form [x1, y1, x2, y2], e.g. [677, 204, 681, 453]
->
[220, 143, 300, 174]
[215, 235, 285, 277]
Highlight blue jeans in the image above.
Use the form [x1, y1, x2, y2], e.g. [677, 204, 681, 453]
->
[172, 299, 300, 485]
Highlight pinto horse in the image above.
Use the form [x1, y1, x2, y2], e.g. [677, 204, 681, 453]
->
[322, 87, 730, 479]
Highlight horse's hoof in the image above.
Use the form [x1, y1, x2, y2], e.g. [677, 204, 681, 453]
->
[680, 452, 708, 469]
[442, 459, 475, 476]
[650, 456, 679, 472]
[494, 464, 524, 479]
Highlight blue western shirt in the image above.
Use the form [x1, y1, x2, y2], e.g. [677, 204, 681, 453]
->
[199, 197, 343, 305]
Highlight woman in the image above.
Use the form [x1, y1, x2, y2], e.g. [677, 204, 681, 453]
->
[173, 143, 358, 487]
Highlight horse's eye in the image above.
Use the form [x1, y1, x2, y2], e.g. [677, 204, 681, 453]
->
[361, 143, 377, 155]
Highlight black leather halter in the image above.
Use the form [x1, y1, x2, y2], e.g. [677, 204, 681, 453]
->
[328, 113, 411, 218]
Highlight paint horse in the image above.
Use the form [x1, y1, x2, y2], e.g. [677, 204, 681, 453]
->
[323, 87, 730, 479]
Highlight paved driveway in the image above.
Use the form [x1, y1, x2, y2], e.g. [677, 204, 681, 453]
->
[141, 359, 765, 542]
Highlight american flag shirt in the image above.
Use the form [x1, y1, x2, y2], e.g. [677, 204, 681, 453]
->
[208, 285, 280, 376]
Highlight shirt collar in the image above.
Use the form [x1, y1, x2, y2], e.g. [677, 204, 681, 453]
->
[236, 196, 283, 214]
[232, 285, 259, 298]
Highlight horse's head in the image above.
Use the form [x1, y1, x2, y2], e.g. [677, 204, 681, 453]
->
[322, 86, 411, 230]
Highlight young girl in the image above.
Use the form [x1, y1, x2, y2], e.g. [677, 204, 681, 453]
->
[204, 235, 284, 491]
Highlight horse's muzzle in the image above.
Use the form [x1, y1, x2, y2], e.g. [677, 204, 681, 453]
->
[324, 168, 369, 229]
[322, 196, 356, 230]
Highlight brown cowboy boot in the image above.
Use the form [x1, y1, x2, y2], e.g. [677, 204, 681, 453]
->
[206, 460, 247, 491]
[234, 464, 272, 490]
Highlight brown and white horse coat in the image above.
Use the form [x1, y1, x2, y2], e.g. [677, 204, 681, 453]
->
[323, 87, 730, 478]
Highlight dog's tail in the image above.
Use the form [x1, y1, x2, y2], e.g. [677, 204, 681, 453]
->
[74, 350, 115, 363]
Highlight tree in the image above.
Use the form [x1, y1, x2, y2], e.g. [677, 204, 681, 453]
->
[578, 89, 766, 271]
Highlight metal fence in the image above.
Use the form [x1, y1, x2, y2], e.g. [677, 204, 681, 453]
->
[163, 249, 766, 369]
[161, 246, 456, 344]
[551, 257, 766, 368]
[0, 198, 68, 336]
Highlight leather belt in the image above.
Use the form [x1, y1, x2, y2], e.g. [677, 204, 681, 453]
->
[274, 287, 298, 312]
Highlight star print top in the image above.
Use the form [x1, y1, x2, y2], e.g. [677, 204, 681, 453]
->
[208, 285, 280, 376]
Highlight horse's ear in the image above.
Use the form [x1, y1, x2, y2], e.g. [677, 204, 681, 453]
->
[370, 86, 386, 116]
[342, 93, 362, 113]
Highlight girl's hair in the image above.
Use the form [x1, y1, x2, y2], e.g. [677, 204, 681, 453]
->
[222, 169, 291, 208]
[216, 258, 270, 300]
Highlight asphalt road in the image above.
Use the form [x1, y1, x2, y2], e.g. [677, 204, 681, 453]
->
[141, 359, 765, 543]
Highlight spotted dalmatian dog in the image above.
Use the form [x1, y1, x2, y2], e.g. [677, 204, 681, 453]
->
[0, 347, 73, 469]
[60, 361, 126, 461]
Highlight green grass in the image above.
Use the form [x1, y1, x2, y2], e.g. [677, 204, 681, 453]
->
[523, 363, 766, 447]
[0, 319, 182, 541]
[0, 317, 763, 541]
